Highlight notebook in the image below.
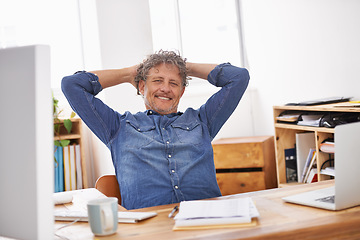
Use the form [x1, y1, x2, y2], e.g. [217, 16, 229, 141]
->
[54, 210, 157, 223]
[53, 188, 157, 223]
[282, 121, 360, 210]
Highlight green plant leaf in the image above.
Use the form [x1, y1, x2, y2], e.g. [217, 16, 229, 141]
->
[70, 111, 76, 118]
[54, 140, 62, 147]
[54, 124, 60, 133]
[63, 119, 72, 134]
[60, 139, 70, 147]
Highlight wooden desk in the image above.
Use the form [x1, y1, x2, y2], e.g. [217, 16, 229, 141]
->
[54, 181, 360, 239]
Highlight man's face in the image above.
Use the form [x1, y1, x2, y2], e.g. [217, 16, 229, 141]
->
[139, 63, 185, 115]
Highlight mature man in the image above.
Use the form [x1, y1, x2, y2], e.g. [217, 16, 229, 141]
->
[62, 50, 249, 210]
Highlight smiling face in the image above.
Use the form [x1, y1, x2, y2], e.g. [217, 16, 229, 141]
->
[138, 63, 185, 115]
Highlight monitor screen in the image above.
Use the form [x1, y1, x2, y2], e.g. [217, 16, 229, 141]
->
[0, 45, 53, 239]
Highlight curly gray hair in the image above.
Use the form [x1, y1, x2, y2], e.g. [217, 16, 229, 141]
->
[134, 50, 189, 95]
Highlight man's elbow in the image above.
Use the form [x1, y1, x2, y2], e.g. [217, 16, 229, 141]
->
[235, 68, 250, 88]
[61, 75, 74, 96]
[241, 68, 250, 83]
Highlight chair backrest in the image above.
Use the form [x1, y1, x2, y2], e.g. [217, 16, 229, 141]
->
[95, 174, 121, 205]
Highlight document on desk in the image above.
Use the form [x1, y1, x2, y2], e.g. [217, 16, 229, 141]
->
[54, 188, 157, 223]
[54, 210, 157, 223]
[173, 197, 259, 230]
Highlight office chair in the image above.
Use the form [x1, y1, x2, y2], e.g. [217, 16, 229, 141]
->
[95, 174, 122, 205]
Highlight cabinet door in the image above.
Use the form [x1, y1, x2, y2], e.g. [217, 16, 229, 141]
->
[216, 172, 265, 195]
[213, 142, 264, 169]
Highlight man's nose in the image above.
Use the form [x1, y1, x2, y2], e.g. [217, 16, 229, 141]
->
[160, 82, 171, 92]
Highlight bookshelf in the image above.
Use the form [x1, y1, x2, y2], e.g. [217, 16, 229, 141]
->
[54, 118, 88, 189]
[273, 103, 360, 187]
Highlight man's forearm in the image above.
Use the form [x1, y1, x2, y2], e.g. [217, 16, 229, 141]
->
[186, 62, 217, 80]
[90, 65, 137, 89]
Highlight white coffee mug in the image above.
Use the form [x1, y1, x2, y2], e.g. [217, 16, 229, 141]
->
[87, 197, 118, 236]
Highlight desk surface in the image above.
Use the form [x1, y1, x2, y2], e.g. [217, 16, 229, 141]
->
[54, 181, 360, 240]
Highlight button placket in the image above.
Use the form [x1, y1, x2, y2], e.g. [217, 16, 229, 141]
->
[161, 121, 182, 198]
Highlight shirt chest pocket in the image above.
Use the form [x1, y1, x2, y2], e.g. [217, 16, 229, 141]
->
[125, 120, 156, 148]
[171, 122, 203, 146]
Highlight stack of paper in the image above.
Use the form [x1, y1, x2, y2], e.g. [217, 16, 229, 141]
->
[173, 197, 259, 230]
[297, 114, 324, 127]
[320, 166, 335, 177]
[54, 188, 157, 223]
[320, 141, 335, 153]
[54, 210, 157, 223]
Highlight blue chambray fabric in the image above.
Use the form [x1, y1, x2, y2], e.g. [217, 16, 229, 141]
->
[62, 63, 249, 210]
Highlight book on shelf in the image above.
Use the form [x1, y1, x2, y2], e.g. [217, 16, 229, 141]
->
[301, 148, 316, 183]
[54, 146, 64, 192]
[63, 145, 71, 191]
[54, 147, 59, 193]
[75, 144, 83, 190]
[58, 146, 64, 192]
[306, 168, 318, 183]
[303, 150, 317, 183]
[285, 148, 297, 183]
[173, 197, 259, 231]
[69, 144, 77, 191]
[296, 132, 316, 183]
[56, 144, 83, 192]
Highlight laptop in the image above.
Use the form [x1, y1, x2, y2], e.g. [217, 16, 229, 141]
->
[282, 121, 360, 210]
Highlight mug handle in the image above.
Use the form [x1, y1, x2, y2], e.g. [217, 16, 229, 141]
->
[101, 205, 114, 231]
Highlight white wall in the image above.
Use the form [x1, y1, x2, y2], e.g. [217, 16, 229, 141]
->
[3, 0, 359, 187]
[89, 0, 154, 184]
[241, 0, 360, 135]
[87, 0, 360, 185]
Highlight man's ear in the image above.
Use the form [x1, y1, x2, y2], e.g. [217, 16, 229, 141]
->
[180, 86, 185, 97]
[138, 80, 145, 95]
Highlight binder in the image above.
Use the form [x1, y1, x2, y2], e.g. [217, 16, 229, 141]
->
[285, 148, 297, 183]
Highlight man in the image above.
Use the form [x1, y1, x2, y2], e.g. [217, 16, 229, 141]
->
[62, 50, 249, 210]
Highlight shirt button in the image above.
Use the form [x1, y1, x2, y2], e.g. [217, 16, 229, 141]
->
[171, 170, 175, 173]
[168, 155, 172, 158]
[137, 128, 141, 131]
[166, 141, 170, 144]
[149, 110, 152, 114]
[174, 185, 179, 189]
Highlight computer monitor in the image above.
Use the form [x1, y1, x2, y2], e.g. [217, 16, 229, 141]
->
[0, 45, 53, 239]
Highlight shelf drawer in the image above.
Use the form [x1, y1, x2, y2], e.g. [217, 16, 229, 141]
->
[216, 172, 266, 195]
[212, 136, 274, 169]
[213, 142, 264, 168]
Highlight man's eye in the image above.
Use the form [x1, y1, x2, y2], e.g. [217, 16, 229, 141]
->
[170, 82, 179, 86]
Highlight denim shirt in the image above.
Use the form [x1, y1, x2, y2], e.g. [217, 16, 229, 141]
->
[62, 63, 249, 210]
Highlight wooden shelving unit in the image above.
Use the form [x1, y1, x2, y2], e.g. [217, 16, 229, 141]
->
[54, 118, 88, 189]
[273, 103, 360, 187]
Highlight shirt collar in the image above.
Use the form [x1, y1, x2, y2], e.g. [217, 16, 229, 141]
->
[145, 110, 183, 117]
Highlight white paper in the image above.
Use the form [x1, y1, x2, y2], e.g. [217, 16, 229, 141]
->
[54, 210, 157, 223]
[174, 197, 258, 221]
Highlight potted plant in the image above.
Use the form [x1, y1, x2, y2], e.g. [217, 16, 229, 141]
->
[53, 95, 76, 161]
